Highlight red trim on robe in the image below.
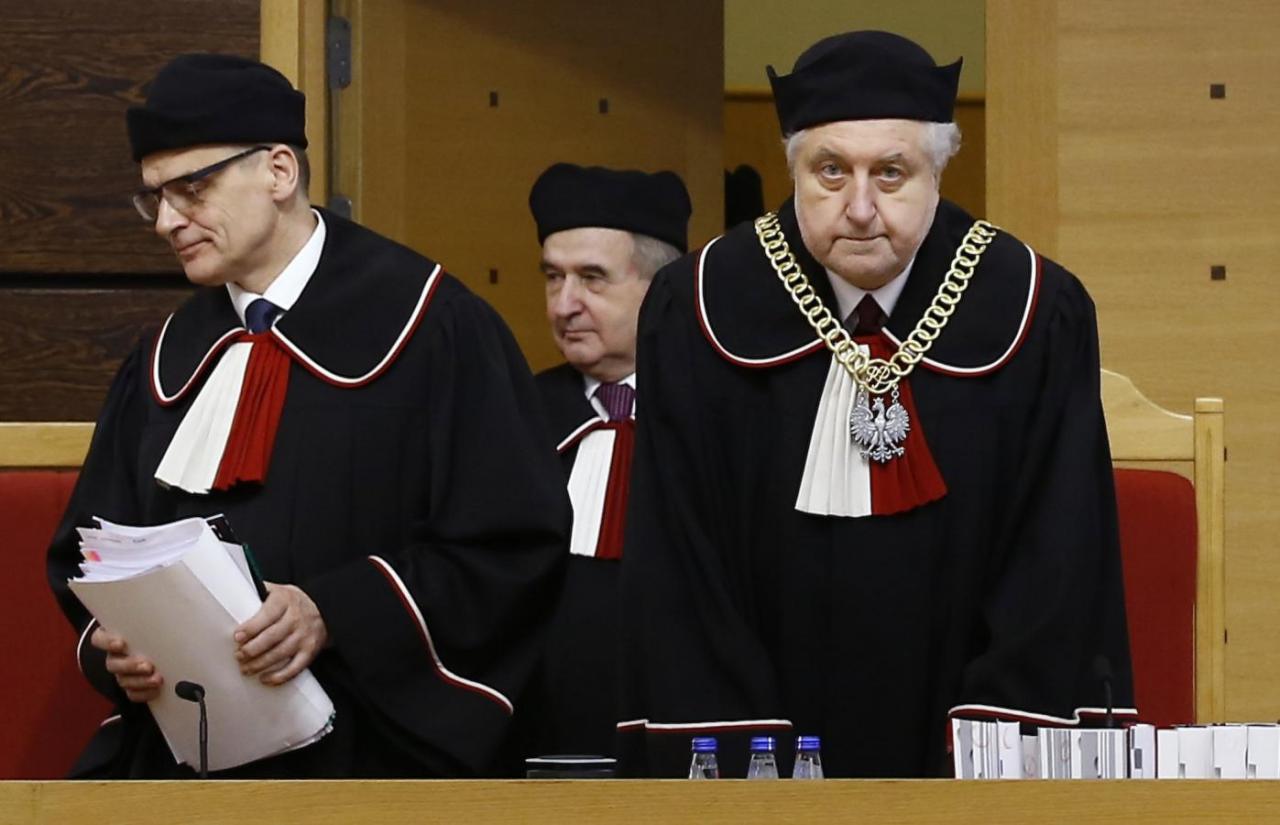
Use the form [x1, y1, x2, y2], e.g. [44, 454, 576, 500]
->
[212, 334, 291, 491]
[276, 264, 444, 389]
[366, 556, 514, 714]
[594, 420, 635, 559]
[863, 334, 948, 516]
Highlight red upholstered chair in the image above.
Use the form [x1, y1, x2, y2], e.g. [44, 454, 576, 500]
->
[0, 421, 109, 778]
[1101, 370, 1226, 726]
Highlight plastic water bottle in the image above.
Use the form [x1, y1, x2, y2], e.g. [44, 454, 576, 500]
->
[792, 735, 825, 779]
[688, 736, 720, 779]
[746, 735, 780, 779]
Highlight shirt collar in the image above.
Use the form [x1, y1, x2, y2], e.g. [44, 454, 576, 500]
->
[227, 209, 327, 325]
[823, 254, 915, 323]
[582, 371, 637, 421]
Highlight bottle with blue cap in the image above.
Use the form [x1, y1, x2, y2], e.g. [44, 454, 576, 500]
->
[792, 735, 825, 779]
[746, 735, 779, 779]
[688, 736, 720, 779]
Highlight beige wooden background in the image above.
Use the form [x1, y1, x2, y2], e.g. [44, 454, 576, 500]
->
[988, 0, 1278, 722]
[319, 0, 723, 374]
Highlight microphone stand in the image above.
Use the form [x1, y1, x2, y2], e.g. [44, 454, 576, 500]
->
[175, 680, 209, 778]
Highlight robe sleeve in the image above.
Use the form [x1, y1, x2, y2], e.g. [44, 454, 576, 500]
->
[618, 267, 792, 778]
[301, 290, 570, 775]
[952, 267, 1135, 725]
[46, 342, 150, 706]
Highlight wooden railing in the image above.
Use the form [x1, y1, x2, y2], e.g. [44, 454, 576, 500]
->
[3, 779, 1279, 824]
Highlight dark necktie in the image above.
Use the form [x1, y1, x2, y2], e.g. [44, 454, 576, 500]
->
[245, 298, 283, 333]
[845, 293, 888, 336]
[595, 382, 636, 421]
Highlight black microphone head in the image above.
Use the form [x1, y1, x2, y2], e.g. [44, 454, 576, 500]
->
[174, 680, 206, 702]
[1092, 654, 1113, 682]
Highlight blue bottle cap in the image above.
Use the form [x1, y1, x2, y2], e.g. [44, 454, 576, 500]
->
[691, 736, 718, 752]
[796, 735, 821, 751]
[749, 735, 777, 752]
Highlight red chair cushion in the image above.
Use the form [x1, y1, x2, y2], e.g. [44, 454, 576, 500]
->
[0, 470, 111, 778]
[1114, 467, 1197, 727]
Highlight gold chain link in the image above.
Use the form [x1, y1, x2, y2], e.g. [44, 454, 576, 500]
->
[753, 212, 999, 395]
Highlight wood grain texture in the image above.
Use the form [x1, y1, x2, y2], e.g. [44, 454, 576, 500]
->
[0, 422, 94, 467]
[259, 0, 329, 203]
[987, 0, 1280, 721]
[0, 0, 259, 275]
[0, 286, 192, 420]
[1102, 368, 1226, 722]
[5, 779, 1280, 825]
[335, 0, 724, 374]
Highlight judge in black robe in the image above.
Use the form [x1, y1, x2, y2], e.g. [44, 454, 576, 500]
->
[618, 33, 1134, 778]
[519, 164, 691, 760]
[46, 55, 568, 778]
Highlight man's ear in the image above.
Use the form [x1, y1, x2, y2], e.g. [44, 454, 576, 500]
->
[267, 145, 301, 202]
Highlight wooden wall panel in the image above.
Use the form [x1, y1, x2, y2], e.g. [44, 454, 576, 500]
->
[0, 287, 192, 421]
[0, 0, 258, 422]
[987, 0, 1280, 721]
[724, 93, 987, 223]
[0, 0, 259, 275]
[334, 0, 724, 374]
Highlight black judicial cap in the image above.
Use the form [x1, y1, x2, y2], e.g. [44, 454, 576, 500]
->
[767, 30, 962, 135]
[127, 54, 307, 162]
[529, 163, 693, 253]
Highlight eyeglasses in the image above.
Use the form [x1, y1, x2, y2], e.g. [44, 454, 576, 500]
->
[131, 145, 271, 222]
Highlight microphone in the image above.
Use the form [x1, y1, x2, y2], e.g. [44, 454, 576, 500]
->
[174, 680, 209, 778]
[1092, 655, 1115, 729]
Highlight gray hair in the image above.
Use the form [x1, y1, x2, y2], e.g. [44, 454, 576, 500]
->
[783, 121, 962, 182]
[630, 233, 682, 279]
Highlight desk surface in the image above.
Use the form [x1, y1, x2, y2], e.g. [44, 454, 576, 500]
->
[2, 779, 1278, 824]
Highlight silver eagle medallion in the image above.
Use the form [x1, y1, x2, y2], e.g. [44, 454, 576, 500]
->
[850, 386, 910, 463]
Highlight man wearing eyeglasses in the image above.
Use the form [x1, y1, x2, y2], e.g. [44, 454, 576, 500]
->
[45, 54, 569, 779]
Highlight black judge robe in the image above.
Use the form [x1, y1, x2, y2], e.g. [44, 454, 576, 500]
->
[618, 198, 1134, 779]
[518, 363, 624, 758]
[47, 209, 570, 778]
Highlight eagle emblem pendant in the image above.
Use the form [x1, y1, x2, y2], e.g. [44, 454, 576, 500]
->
[850, 386, 910, 463]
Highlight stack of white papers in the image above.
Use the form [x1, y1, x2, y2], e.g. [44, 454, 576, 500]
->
[953, 719, 1280, 780]
[69, 516, 335, 772]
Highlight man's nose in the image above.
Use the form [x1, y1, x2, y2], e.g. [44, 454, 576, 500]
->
[153, 196, 187, 238]
[844, 176, 877, 227]
[551, 277, 584, 316]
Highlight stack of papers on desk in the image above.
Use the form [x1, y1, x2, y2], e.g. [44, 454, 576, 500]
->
[68, 516, 334, 772]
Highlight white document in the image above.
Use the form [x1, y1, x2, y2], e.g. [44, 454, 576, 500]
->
[1038, 728, 1072, 779]
[972, 720, 999, 779]
[1246, 726, 1280, 779]
[1157, 728, 1180, 778]
[1213, 725, 1249, 779]
[1129, 724, 1157, 779]
[1096, 729, 1128, 778]
[1177, 726, 1214, 779]
[1069, 730, 1096, 779]
[69, 517, 334, 772]
[1021, 734, 1041, 779]
[952, 718, 975, 779]
[997, 720, 1023, 778]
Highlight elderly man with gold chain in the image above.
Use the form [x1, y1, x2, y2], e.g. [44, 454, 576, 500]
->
[617, 31, 1134, 778]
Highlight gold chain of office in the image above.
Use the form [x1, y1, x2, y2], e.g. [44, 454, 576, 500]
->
[752, 212, 999, 396]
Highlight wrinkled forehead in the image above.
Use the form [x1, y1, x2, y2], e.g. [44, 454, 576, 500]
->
[139, 143, 247, 187]
[541, 226, 636, 271]
[796, 118, 931, 163]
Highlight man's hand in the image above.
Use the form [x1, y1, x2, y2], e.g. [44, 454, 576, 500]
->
[234, 582, 328, 686]
[91, 626, 163, 703]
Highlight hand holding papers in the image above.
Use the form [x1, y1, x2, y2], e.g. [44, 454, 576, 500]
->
[68, 516, 335, 772]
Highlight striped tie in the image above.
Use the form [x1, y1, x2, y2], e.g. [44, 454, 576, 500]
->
[595, 382, 635, 421]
